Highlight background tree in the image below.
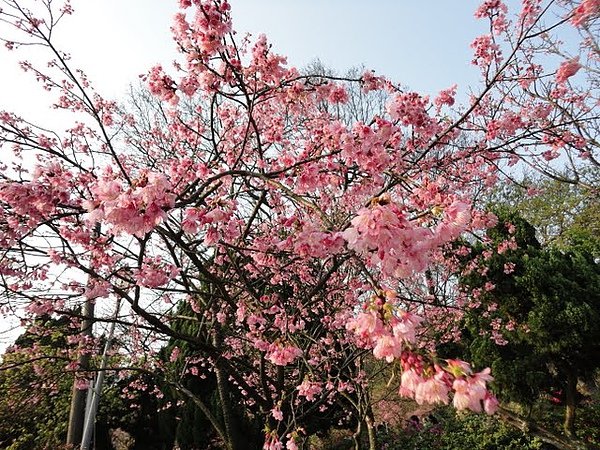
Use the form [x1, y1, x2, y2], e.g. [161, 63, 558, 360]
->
[0, 316, 73, 449]
[490, 175, 600, 256]
[0, 314, 182, 450]
[455, 208, 600, 439]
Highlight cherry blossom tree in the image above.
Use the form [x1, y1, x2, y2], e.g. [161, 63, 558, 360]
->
[0, 0, 598, 448]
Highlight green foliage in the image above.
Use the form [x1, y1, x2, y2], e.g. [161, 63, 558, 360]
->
[576, 389, 600, 448]
[521, 249, 600, 371]
[489, 176, 600, 256]
[455, 207, 600, 405]
[377, 407, 547, 450]
[0, 317, 73, 450]
[156, 300, 265, 449]
[449, 203, 600, 443]
[158, 301, 224, 449]
[0, 315, 173, 450]
[97, 372, 178, 450]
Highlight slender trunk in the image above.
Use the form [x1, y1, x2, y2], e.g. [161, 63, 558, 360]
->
[564, 371, 577, 437]
[498, 407, 588, 450]
[174, 383, 228, 444]
[66, 223, 100, 447]
[363, 387, 377, 450]
[277, 365, 284, 394]
[213, 331, 243, 450]
[81, 301, 121, 450]
[66, 297, 95, 446]
[352, 420, 361, 450]
[365, 412, 377, 450]
[425, 269, 439, 305]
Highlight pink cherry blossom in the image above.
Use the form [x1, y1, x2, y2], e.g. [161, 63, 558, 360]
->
[415, 370, 450, 405]
[297, 379, 322, 402]
[86, 170, 175, 237]
[391, 311, 424, 344]
[556, 58, 581, 84]
[266, 343, 302, 366]
[271, 405, 283, 421]
[452, 378, 472, 410]
[135, 258, 180, 289]
[372, 333, 402, 362]
[387, 92, 431, 128]
[399, 368, 423, 398]
[434, 84, 458, 111]
[571, 0, 600, 26]
[446, 359, 472, 378]
[471, 34, 501, 66]
[483, 392, 500, 415]
[286, 439, 299, 450]
[263, 433, 283, 450]
[346, 311, 384, 344]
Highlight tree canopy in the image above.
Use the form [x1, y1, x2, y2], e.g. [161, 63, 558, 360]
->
[0, 0, 599, 448]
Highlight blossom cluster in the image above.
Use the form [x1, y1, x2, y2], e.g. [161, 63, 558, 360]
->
[343, 195, 472, 277]
[85, 168, 175, 237]
[342, 196, 433, 277]
[400, 357, 499, 415]
[346, 294, 497, 414]
[346, 293, 424, 362]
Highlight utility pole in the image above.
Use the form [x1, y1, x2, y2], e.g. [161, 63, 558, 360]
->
[66, 295, 95, 446]
[66, 223, 100, 447]
[80, 300, 120, 450]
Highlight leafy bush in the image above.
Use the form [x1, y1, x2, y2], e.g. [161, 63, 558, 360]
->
[377, 407, 549, 450]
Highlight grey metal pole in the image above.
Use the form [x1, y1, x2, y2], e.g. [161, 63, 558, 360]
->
[81, 300, 120, 450]
[66, 296, 95, 446]
[83, 382, 94, 427]
[66, 223, 100, 447]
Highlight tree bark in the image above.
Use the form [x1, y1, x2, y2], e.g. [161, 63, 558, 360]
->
[498, 407, 588, 450]
[564, 370, 577, 437]
[365, 411, 377, 450]
[213, 331, 243, 450]
[65, 297, 95, 447]
[66, 223, 100, 447]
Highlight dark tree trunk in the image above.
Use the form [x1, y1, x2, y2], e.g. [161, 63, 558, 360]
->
[66, 298, 95, 446]
[213, 331, 244, 450]
[365, 410, 377, 450]
[564, 371, 577, 437]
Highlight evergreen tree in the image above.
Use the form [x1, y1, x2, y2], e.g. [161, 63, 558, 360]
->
[455, 208, 600, 436]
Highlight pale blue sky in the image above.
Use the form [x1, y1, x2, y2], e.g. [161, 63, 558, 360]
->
[1, 0, 490, 119]
[229, 0, 486, 95]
